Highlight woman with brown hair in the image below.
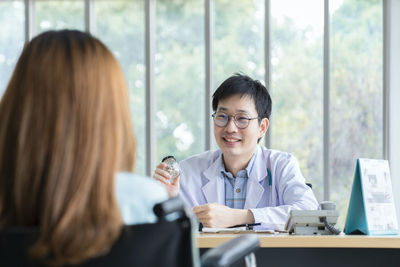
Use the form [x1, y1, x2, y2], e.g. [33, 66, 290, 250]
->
[0, 30, 167, 266]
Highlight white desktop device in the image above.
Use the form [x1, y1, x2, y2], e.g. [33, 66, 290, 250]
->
[285, 201, 340, 235]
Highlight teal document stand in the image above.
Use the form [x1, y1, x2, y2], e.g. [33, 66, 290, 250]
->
[344, 159, 398, 235]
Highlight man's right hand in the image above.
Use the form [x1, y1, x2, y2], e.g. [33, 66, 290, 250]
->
[153, 162, 180, 197]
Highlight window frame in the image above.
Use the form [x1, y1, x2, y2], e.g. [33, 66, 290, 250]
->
[15, 0, 392, 207]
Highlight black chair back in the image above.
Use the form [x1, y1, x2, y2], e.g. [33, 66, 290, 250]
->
[1, 197, 259, 267]
[0, 201, 194, 267]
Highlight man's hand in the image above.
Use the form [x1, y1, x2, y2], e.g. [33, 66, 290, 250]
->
[153, 162, 180, 197]
[193, 203, 255, 228]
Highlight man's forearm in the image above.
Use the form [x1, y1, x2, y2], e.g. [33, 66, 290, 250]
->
[231, 209, 255, 225]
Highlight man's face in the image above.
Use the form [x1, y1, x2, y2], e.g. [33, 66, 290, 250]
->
[213, 94, 268, 162]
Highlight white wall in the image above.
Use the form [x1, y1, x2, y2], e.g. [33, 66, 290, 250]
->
[386, 0, 400, 226]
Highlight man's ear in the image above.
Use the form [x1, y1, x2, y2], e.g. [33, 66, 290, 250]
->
[259, 118, 269, 138]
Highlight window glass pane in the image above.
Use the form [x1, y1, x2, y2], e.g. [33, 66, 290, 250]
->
[0, 0, 24, 98]
[214, 0, 265, 88]
[330, 0, 383, 227]
[271, 0, 324, 201]
[36, 0, 84, 34]
[155, 0, 205, 162]
[95, 0, 146, 175]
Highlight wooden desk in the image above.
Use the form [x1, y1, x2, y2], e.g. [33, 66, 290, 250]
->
[197, 233, 400, 267]
[197, 233, 400, 248]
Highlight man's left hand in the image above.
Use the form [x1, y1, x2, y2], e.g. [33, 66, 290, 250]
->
[192, 203, 254, 228]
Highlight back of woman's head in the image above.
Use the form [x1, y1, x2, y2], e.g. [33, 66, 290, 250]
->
[0, 30, 135, 266]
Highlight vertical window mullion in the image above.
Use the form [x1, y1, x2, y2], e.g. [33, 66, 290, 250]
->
[383, 0, 389, 161]
[84, 0, 95, 34]
[323, 0, 330, 201]
[205, 0, 214, 150]
[25, 0, 35, 41]
[264, 0, 271, 148]
[145, 0, 156, 176]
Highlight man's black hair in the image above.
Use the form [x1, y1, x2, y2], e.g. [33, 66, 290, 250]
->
[212, 73, 272, 120]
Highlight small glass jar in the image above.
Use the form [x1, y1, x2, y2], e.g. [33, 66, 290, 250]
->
[162, 155, 181, 182]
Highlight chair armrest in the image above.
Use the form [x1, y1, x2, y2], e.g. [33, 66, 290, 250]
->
[200, 235, 260, 267]
[153, 197, 185, 218]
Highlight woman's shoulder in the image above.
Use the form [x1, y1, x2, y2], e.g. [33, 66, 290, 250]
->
[116, 172, 168, 199]
[115, 172, 168, 225]
[117, 172, 164, 188]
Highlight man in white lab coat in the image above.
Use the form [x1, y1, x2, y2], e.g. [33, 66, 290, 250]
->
[153, 74, 318, 230]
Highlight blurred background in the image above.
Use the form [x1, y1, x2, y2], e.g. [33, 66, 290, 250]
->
[0, 0, 388, 228]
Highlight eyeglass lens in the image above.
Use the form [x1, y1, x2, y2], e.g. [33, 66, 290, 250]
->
[213, 112, 250, 129]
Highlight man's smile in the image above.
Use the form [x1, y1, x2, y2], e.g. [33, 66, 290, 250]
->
[222, 135, 242, 143]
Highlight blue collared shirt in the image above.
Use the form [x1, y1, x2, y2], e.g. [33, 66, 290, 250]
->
[220, 150, 257, 209]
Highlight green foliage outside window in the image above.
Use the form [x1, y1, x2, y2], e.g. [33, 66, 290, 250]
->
[0, 0, 383, 228]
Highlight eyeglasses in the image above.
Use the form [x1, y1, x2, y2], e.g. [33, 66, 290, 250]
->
[212, 111, 259, 129]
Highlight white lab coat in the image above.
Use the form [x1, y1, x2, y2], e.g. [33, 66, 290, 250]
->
[178, 146, 318, 230]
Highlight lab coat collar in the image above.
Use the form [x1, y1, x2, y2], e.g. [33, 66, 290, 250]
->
[244, 146, 268, 209]
[220, 149, 257, 179]
[202, 152, 225, 204]
[201, 147, 268, 208]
